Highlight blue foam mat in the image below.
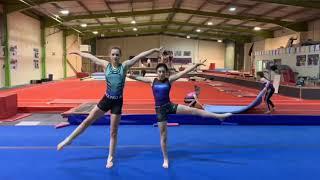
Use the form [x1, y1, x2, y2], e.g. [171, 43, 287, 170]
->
[204, 87, 265, 114]
[2, 126, 320, 180]
[203, 105, 247, 113]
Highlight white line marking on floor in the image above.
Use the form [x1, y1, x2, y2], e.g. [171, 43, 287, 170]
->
[15, 121, 40, 126]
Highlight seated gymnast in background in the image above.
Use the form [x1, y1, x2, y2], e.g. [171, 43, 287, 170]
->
[128, 60, 232, 169]
[256, 71, 275, 114]
[184, 85, 204, 109]
[57, 47, 163, 169]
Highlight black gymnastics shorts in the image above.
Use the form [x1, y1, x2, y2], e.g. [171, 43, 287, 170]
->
[97, 95, 123, 114]
[155, 102, 178, 122]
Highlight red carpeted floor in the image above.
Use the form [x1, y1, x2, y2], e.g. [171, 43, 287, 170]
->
[1, 78, 320, 115]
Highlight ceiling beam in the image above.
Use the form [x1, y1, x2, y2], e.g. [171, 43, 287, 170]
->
[82, 33, 250, 43]
[100, 33, 163, 40]
[173, 22, 272, 38]
[22, 11, 40, 20]
[206, 0, 251, 8]
[4, 0, 251, 13]
[220, 2, 262, 27]
[200, 0, 238, 35]
[216, 0, 238, 13]
[149, 0, 156, 30]
[263, 5, 287, 15]
[244, 5, 287, 31]
[278, 8, 307, 20]
[178, 0, 208, 31]
[6, 0, 72, 13]
[82, 31, 162, 40]
[104, 0, 124, 33]
[129, 0, 135, 22]
[78, 28, 251, 42]
[8, 0, 320, 14]
[77, 1, 103, 26]
[44, 8, 306, 31]
[97, 33, 226, 43]
[182, 0, 208, 32]
[47, 8, 290, 23]
[72, 21, 272, 37]
[6, 0, 158, 12]
[237, 5, 286, 27]
[249, 0, 320, 9]
[162, 0, 183, 31]
[163, 32, 238, 42]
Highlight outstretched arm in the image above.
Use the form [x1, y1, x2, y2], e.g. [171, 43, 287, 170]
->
[123, 47, 163, 69]
[69, 50, 109, 68]
[169, 59, 206, 83]
[127, 73, 153, 84]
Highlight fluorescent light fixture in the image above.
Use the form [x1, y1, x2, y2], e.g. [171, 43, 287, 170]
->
[254, 26, 261, 31]
[196, 29, 201, 32]
[229, 7, 236, 11]
[92, 31, 98, 34]
[60, 10, 69, 15]
[131, 20, 136, 24]
[133, 27, 138, 31]
[80, 23, 87, 27]
[207, 22, 213, 25]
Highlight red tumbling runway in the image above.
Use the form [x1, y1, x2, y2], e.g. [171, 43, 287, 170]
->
[1, 78, 320, 115]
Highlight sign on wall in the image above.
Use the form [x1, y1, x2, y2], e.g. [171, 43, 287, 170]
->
[174, 50, 181, 56]
[307, 54, 319, 66]
[173, 50, 192, 57]
[183, 51, 191, 57]
[9, 45, 18, 70]
[33, 48, 39, 69]
[255, 44, 320, 78]
[171, 49, 192, 64]
[296, 55, 306, 66]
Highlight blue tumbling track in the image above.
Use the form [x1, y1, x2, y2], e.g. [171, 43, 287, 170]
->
[1, 125, 320, 180]
[204, 86, 266, 114]
[68, 114, 320, 125]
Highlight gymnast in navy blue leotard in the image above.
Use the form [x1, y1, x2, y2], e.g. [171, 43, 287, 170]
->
[152, 76, 178, 122]
[128, 61, 232, 169]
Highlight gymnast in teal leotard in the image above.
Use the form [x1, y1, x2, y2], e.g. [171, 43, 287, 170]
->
[57, 47, 163, 168]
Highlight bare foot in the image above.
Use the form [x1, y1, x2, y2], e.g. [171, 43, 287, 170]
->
[106, 157, 114, 169]
[57, 139, 71, 151]
[264, 110, 271, 114]
[162, 159, 169, 169]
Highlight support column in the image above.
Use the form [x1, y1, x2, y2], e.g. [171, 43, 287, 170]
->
[3, 6, 10, 87]
[40, 20, 46, 79]
[224, 40, 235, 70]
[63, 30, 67, 78]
